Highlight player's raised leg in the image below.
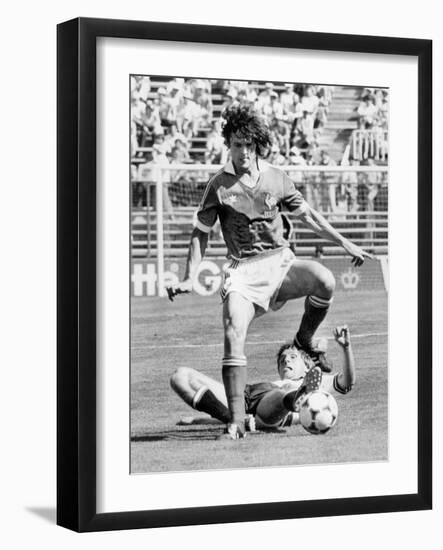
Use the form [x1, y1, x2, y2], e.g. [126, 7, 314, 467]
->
[170, 367, 230, 423]
[221, 292, 256, 438]
[277, 258, 335, 371]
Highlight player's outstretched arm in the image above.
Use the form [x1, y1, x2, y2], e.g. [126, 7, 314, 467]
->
[167, 227, 208, 301]
[298, 206, 374, 266]
[334, 325, 356, 393]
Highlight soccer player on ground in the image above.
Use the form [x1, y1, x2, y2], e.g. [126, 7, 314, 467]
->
[168, 105, 371, 439]
[170, 326, 355, 431]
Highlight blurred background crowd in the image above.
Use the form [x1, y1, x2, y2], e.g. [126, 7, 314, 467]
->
[131, 76, 388, 215]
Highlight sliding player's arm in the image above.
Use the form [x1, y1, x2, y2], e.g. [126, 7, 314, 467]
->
[297, 204, 373, 267]
[333, 325, 356, 394]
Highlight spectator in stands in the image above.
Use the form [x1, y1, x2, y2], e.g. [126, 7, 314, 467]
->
[280, 83, 300, 121]
[228, 80, 249, 93]
[222, 88, 239, 111]
[193, 80, 213, 126]
[267, 143, 286, 166]
[287, 145, 307, 192]
[156, 86, 175, 128]
[264, 91, 284, 122]
[294, 109, 316, 148]
[165, 81, 182, 123]
[131, 93, 147, 147]
[236, 89, 250, 107]
[131, 75, 151, 102]
[131, 120, 139, 155]
[314, 87, 330, 129]
[177, 91, 202, 139]
[164, 123, 189, 155]
[257, 82, 275, 111]
[271, 119, 290, 158]
[152, 130, 170, 156]
[205, 119, 227, 164]
[319, 149, 338, 212]
[139, 100, 163, 145]
[318, 85, 334, 106]
[246, 82, 259, 105]
[342, 159, 360, 213]
[169, 146, 193, 188]
[289, 145, 306, 166]
[174, 136, 192, 163]
[378, 90, 389, 129]
[357, 95, 378, 129]
[166, 78, 184, 94]
[300, 85, 320, 115]
[287, 94, 303, 126]
[373, 89, 384, 110]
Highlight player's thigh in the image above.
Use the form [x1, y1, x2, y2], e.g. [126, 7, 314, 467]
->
[276, 258, 335, 302]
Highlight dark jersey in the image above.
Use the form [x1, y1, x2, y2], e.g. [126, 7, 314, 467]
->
[244, 382, 279, 415]
[196, 160, 308, 259]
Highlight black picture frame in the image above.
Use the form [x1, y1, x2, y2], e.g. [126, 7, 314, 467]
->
[57, 17, 432, 532]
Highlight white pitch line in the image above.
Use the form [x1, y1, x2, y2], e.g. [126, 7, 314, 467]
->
[134, 331, 388, 350]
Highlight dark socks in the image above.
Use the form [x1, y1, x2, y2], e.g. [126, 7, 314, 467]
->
[222, 363, 247, 428]
[194, 388, 230, 423]
[295, 295, 332, 349]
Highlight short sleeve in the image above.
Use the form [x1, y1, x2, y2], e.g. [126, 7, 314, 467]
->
[195, 180, 219, 232]
[321, 374, 334, 393]
[281, 172, 309, 216]
[321, 373, 353, 395]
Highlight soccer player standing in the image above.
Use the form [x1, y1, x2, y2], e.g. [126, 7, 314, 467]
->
[168, 105, 371, 439]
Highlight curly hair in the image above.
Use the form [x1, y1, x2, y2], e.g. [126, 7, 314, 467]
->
[276, 343, 315, 372]
[221, 104, 272, 157]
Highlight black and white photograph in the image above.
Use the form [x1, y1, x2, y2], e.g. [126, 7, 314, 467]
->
[130, 74, 389, 473]
[1, 0, 439, 544]
[54, 15, 431, 534]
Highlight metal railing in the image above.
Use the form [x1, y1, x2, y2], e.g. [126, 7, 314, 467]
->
[132, 164, 388, 295]
[351, 129, 388, 161]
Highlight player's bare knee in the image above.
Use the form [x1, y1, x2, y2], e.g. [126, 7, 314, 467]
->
[316, 269, 335, 297]
[170, 366, 191, 390]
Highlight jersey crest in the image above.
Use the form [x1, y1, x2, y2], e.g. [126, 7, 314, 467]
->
[224, 193, 238, 206]
[264, 193, 278, 210]
[263, 193, 278, 219]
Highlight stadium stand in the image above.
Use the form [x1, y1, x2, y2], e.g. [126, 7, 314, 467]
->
[130, 76, 389, 260]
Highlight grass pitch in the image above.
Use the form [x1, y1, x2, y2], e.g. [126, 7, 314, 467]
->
[131, 290, 387, 473]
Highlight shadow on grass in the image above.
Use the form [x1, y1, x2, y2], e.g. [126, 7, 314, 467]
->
[131, 426, 289, 442]
[131, 427, 221, 442]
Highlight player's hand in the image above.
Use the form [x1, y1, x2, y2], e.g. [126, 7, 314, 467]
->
[166, 279, 193, 302]
[334, 325, 351, 348]
[342, 241, 374, 267]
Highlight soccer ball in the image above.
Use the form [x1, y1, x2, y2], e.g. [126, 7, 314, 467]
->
[299, 391, 338, 435]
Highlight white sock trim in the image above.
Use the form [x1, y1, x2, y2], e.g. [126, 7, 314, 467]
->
[192, 386, 208, 409]
[309, 295, 333, 308]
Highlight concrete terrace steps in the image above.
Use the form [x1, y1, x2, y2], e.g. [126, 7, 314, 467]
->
[140, 79, 366, 162]
[320, 86, 364, 161]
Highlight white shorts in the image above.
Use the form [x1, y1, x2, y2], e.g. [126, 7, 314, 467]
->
[220, 247, 296, 313]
